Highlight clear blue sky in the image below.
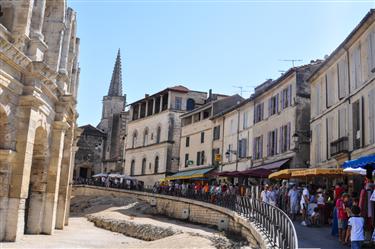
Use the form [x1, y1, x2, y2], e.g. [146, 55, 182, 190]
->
[69, 0, 375, 126]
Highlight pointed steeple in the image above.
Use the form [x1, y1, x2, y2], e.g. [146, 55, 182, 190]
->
[108, 49, 123, 96]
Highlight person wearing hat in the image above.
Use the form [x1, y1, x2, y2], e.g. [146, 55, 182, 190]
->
[337, 192, 350, 244]
[317, 188, 325, 225]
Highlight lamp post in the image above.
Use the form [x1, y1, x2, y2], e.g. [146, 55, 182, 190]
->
[292, 131, 311, 152]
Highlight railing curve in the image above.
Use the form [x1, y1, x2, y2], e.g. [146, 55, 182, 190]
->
[73, 182, 298, 249]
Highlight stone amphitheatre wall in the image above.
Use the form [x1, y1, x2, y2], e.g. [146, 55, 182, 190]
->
[72, 185, 272, 249]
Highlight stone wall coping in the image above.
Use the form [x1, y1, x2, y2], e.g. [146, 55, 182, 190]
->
[73, 185, 274, 249]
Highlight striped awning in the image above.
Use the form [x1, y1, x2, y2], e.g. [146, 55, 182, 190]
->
[342, 154, 375, 169]
[165, 167, 215, 181]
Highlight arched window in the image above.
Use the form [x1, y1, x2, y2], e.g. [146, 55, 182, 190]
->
[156, 126, 161, 143]
[132, 131, 138, 148]
[141, 158, 146, 175]
[143, 128, 149, 146]
[130, 160, 135, 176]
[186, 98, 195, 111]
[0, 107, 9, 149]
[154, 156, 159, 174]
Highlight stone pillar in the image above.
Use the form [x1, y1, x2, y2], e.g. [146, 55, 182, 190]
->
[59, 9, 73, 75]
[64, 144, 78, 226]
[10, 0, 34, 51]
[0, 150, 15, 241]
[159, 96, 163, 111]
[152, 98, 156, 114]
[29, 0, 46, 39]
[137, 104, 141, 119]
[28, 0, 48, 62]
[145, 101, 149, 117]
[42, 1, 66, 71]
[5, 100, 40, 241]
[41, 121, 69, 234]
[55, 127, 73, 229]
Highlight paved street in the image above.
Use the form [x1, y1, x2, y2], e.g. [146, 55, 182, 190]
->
[295, 222, 346, 249]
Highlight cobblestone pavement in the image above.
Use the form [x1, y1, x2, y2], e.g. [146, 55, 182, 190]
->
[294, 222, 346, 249]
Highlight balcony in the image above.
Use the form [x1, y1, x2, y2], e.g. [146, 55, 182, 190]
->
[330, 136, 349, 158]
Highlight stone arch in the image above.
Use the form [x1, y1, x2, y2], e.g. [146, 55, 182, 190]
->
[154, 156, 159, 174]
[0, 105, 10, 149]
[25, 126, 49, 234]
[141, 158, 146, 175]
[132, 130, 138, 148]
[130, 159, 135, 176]
[143, 127, 149, 146]
[0, 3, 14, 31]
[156, 125, 161, 144]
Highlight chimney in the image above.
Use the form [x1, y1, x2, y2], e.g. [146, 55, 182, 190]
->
[208, 89, 212, 100]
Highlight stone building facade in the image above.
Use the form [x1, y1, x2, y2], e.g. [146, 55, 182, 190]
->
[124, 86, 207, 185]
[249, 64, 320, 170]
[179, 94, 243, 171]
[74, 125, 106, 178]
[309, 10, 375, 169]
[0, 0, 80, 241]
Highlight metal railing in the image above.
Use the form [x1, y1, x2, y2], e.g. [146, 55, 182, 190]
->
[236, 196, 298, 249]
[74, 181, 298, 249]
[330, 136, 349, 157]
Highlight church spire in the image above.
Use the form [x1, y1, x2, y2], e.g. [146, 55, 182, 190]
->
[108, 49, 123, 96]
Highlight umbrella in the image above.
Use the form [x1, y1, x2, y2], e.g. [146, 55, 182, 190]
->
[343, 167, 374, 175]
[92, 173, 108, 178]
[108, 173, 122, 178]
[119, 174, 137, 180]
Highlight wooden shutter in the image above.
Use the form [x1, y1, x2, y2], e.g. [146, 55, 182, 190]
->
[338, 57, 349, 99]
[268, 98, 272, 117]
[267, 132, 271, 156]
[276, 94, 279, 113]
[260, 135, 263, 158]
[253, 138, 257, 159]
[274, 129, 278, 154]
[288, 85, 292, 106]
[367, 31, 375, 76]
[315, 124, 321, 163]
[287, 123, 291, 150]
[279, 126, 284, 153]
[281, 90, 285, 110]
[369, 89, 375, 143]
[316, 82, 321, 115]
[354, 45, 362, 88]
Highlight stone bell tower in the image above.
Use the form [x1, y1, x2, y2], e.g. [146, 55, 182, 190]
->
[97, 49, 127, 172]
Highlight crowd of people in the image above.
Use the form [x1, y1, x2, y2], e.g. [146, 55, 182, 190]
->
[259, 180, 375, 248]
[76, 174, 374, 248]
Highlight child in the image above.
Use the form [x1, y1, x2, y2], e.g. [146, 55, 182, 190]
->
[336, 192, 350, 243]
[310, 207, 320, 226]
[345, 206, 364, 249]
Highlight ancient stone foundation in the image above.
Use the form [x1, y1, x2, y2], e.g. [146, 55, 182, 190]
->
[73, 185, 273, 249]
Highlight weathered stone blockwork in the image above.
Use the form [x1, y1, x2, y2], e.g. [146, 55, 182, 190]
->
[73, 185, 272, 249]
[0, 0, 80, 242]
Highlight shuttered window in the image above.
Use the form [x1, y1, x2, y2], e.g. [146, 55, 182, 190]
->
[369, 88, 375, 144]
[338, 56, 349, 99]
[367, 31, 375, 75]
[239, 138, 247, 158]
[351, 45, 362, 89]
[316, 82, 321, 115]
[315, 123, 321, 163]
[267, 129, 278, 156]
[253, 135, 263, 160]
[326, 116, 334, 158]
[338, 107, 347, 138]
[326, 69, 336, 107]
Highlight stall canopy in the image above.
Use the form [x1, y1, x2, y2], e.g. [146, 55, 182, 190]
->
[166, 167, 215, 181]
[268, 169, 301, 179]
[238, 159, 290, 178]
[342, 154, 375, 169]
[291, 168, 348, 178]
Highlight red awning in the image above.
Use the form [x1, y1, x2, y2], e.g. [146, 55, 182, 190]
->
[238, 159, 290, 178]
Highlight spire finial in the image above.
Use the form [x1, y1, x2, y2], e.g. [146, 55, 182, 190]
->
[107, 49, 123, 96]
